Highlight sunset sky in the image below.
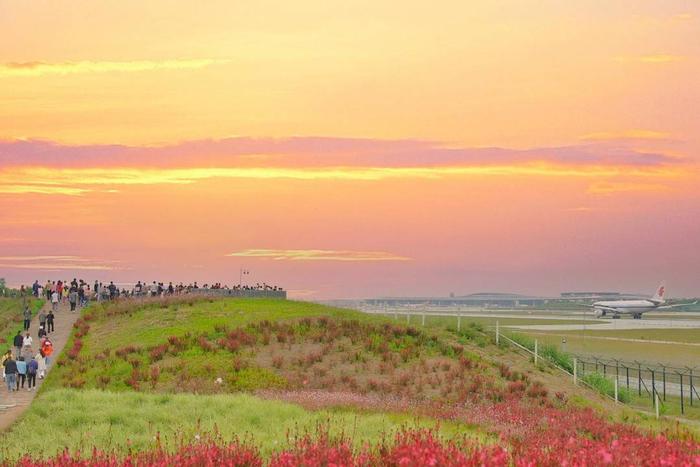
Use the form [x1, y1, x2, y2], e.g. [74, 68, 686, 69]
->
[1, 1, 699, 298]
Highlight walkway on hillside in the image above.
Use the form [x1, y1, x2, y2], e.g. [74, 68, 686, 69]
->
[0, 300, 81, 431]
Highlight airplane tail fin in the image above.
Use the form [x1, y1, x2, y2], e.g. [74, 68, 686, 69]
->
[652, 282, 666, 303]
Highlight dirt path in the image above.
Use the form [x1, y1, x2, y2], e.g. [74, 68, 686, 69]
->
[0, 299, 81, 431]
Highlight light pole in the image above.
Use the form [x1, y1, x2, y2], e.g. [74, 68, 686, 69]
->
[239, 268, 250, 287]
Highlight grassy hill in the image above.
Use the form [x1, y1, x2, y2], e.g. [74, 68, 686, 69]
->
[1, 296, 698, 464]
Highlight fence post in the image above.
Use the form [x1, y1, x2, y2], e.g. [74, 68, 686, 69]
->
[662, 367, 666, 401]
[496, 321, 500, 345]
[406, 312, 410, 325]
[614, 379, 618, 403]
[421, 313, 425, 326]
[651, 370, 656, 404]
[680, 373, 685, 415]
[655, 392, 660, 419]
[534, 339, 538, 366]
[457, 314, 461, 332]
[394, 309, 398, 321]
[573, 358, 578, 385]
[626, 366, 630, 390]
[690, 370, 694, 406]
[638, 363, 642, 396]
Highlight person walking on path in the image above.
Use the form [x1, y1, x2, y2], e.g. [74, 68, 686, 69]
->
[22, 333, 33, 353]
[3, 355, 17, 392]
[1, 350, 11, 382]
[15, 358, 26, 390]
[51, 291, 59, 312]
[12, 332, 23, 358]
[27, 356, 38, 391]
[22, 306, 32, 331]
[37, 310, 47, 332]
[41, 339, 53, 367]
[69, 288, 78, 312]
[46, 310, 55, 333]
[36, 352, 47, 380]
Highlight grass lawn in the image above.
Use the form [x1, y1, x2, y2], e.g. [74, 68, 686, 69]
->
[522, 332, 700, 368]
[377, 313, 602, 329]
[0, 389, 480, 460]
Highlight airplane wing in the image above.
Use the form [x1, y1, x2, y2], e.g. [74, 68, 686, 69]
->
[589, 305, 620, 313]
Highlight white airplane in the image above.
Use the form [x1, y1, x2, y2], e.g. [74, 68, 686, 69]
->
[590, 283, 696, 319]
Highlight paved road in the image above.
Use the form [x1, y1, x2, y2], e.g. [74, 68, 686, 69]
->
[0, 300, 81, 431]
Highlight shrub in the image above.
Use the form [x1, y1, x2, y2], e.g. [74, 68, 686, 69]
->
[582, 373, 631, 403]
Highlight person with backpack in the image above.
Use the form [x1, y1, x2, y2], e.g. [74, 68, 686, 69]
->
[38, 326, 47, 340]
[23, 306, 32, 331]
[46, 310, 55, 333]
[51, 291, 59, 312]
[15, 357, 27, 390]
[3, 355, 17, 392]
[27, 356, 38, 391]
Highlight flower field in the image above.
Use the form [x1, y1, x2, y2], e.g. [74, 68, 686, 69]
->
[8, 426, 700, 466]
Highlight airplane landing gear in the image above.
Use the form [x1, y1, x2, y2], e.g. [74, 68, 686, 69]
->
[633, 313, 642, 320]
[612, 314, 621, 319]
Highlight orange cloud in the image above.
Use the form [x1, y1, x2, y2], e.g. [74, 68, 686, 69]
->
[226, 249, 411, 262]
[587, 182, 671, 195]
[615, 54, 684, 64]
[581, 130, 671, 141]
[0, 59, 230, 78]
[0, 255, 124, 270]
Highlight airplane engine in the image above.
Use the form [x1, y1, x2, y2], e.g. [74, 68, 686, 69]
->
[594, 308, 605, 318]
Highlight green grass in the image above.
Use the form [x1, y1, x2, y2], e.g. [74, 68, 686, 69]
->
[552, 327, 700, 344]
[581, 373, 631, 403]
[0, 389, 482, 460]
[0, 297, 43, 355]
[381, 313, 602, 329]
[525, 332, 700, 368]
[42, 298, 390, 393]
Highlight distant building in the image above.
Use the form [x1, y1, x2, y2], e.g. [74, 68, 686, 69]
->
[560, 292, 646, 302]
[365, 292, 549, 308]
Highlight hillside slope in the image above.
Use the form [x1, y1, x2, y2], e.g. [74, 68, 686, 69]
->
[2, 296, 699, 464]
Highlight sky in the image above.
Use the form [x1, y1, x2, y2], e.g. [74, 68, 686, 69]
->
[1, 1, 699, 298]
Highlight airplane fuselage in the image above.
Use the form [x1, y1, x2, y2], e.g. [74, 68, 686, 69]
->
[594, 299, 659, 314]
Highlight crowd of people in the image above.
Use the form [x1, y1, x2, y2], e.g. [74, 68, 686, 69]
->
[2, 306, 54, 393]
[20, 278, 284, 303]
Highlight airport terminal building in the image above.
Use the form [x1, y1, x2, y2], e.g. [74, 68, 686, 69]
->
[365, 292, 550, 308]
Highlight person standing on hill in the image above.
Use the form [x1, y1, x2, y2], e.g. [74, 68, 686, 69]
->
[13, 331, 23, 358]
[69, 288, 78, 312]
[3, 355, 17, 392]
[46, 310, 55, 333]
[23, 305, 32, 331]
[51, 291, 59, 312]
[27, 355, 38, 390]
